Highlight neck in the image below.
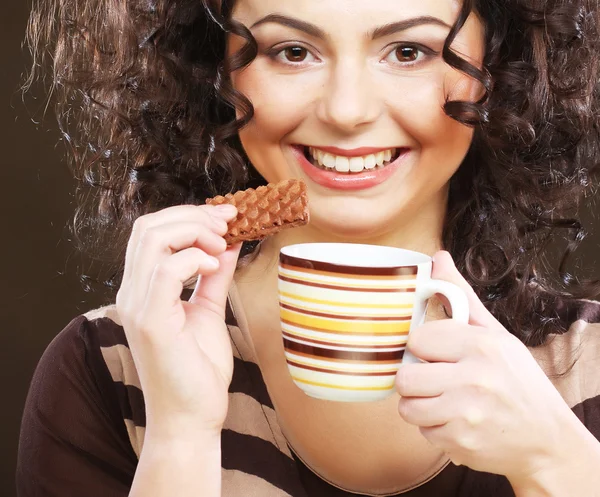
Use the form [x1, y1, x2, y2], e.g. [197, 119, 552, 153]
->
[247, 192, 447, 275]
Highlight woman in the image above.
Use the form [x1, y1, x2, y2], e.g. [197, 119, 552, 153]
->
[17, 0, 600, 495]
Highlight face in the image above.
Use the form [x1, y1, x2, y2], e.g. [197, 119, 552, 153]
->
[228, 0, 485, 241]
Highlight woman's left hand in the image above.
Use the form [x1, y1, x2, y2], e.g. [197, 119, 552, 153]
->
[395, 251, 600, 490]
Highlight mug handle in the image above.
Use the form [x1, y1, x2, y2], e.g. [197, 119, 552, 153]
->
[402, 279, 470, 365]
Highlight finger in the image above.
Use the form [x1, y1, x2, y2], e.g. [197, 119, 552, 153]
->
[124, 204, 237, 281]
[141, 247, 222, 332]
[418, 423, 470, 467]
[189, 242, 242, 318]
[398, 395, 449, 427]
[130, 222, 228, 304]
[407, 320, 481, 363]
[395, 362, 458, 397]
[431, 251, 499, 329]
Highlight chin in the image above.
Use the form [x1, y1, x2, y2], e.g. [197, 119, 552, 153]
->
[309, 210, 393, 242]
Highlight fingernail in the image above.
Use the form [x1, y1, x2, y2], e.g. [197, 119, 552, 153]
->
[212, 204, 237, 217]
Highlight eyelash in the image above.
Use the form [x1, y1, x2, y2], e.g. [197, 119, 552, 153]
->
[264, 42, 438, 68]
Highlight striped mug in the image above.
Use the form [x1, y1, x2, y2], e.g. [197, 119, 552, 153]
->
[278, 243, 469, 402]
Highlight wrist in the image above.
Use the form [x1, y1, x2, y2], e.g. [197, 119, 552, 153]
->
[508, 416, 600, 497]
[145, 410, 224, 445]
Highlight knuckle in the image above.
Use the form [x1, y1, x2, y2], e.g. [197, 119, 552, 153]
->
[395, 366, 412, 396]
[462, 405, 485, 427]
[154, 260, 178, 280]
[139, 227, 162, 248]
[132, 312, 153, 334]
[397, 398, 411, 420]
[473, 333, 499, 358]
[406, 331, 423, 355]
[132, 215, 150, 234]
[471, 372, 496, 394]
[456, 434, 480, 453]
[115, 288, 127, 309]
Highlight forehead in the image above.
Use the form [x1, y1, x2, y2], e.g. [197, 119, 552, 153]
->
[231, 0, 462, 26]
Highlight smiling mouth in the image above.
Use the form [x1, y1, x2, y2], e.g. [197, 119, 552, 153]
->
[302, 146, 404, 173]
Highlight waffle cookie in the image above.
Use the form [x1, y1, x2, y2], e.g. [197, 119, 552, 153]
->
[206, 179, 309, 244]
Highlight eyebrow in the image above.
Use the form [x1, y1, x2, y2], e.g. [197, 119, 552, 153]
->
[249, 14, 452, 40]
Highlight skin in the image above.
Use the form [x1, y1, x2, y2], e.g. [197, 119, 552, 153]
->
[228, 0, 485, 492]
[115, 0, 600, 495]
[229, 0, 484, 256]
[224, 0, 600, 495]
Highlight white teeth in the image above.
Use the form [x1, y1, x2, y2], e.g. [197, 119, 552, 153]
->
[364, 154, 377, 169]
[335, 156, 350, 172]
[323, 153, 336, 168]
[349, 157, 364, 172]
[307, 147, 398, 173]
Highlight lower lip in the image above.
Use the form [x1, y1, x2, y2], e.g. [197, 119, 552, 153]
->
[292, 146, 409, 191]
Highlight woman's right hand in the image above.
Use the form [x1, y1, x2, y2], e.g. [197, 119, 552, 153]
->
[116, 203, 241, 441]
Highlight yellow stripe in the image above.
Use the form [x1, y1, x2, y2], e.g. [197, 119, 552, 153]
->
[288, 357, 399, 374]
[292, 376, 395, 391]
[280, 272, 416, 290]
[281, 309, 411, 334]
[283, 328, 407, 345]
[279, 291, 413, 310]
[280, 300, 412, 319]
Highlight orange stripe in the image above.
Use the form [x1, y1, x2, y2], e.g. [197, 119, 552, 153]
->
[281, 329, 405, 347]
[280, 302, 412, 321]
[281, 317, 411, 336]
[279, 291, 413, 309]
[287, 359, 398, 376]
[291, 376, 395, 391]
[281, 310, 412, 334]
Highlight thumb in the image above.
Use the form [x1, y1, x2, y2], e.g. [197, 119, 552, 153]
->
[189, 242, 242, 317]
[431, 250, 498, 328]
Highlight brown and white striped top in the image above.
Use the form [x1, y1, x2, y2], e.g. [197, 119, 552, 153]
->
[17, 297, 600, 497]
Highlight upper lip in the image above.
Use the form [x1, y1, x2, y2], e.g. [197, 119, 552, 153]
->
[302, 145, 403, 157]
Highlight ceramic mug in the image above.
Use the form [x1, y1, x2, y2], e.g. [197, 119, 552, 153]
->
[278, 243, 469, 402]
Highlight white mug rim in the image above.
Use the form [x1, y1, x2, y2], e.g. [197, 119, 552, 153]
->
[280, 242, 431, 268]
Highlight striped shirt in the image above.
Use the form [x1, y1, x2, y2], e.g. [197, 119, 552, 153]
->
[16, 297, 600, 496]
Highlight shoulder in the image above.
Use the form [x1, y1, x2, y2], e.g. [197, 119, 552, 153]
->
[31, 306, 125, 394]
[36, 305, 143, 452]
[17, 307, 139, 494]
[529, 299, 600, 434]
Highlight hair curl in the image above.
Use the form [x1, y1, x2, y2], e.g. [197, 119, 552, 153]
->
[24, 0, 600, 345]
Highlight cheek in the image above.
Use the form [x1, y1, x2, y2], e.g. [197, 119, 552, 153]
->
[231, 61, 311, 143]
[386, 74, 474, 164]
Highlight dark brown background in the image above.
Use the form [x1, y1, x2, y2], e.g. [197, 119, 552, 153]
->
[3, 4, 110, 496]
[2, 3, 600, 497]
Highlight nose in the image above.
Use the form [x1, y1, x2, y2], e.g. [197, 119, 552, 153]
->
[317, 59, 382, 132]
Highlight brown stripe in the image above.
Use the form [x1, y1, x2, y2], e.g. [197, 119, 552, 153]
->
[221, 430, 305, 496]
[278, 275, 417, 293]
[280, 262, 417, 281]
[280, 253, 419, 276]
[284, 338, 405, 361]
[286, 348, 403, 364]
[282, 330, 405, 349]
[282, 318, 410, 337]
[286, 359, 397, 377]
[280, 302, 412, 322]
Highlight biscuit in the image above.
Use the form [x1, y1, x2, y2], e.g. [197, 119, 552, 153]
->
[206, 179, 309, 244]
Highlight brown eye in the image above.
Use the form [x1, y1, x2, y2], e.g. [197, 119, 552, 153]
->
[395, 46, 419, 62]
[284, 46, 308, 62]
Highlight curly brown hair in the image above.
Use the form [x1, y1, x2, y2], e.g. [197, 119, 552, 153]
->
[24, 0, 600, 345]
